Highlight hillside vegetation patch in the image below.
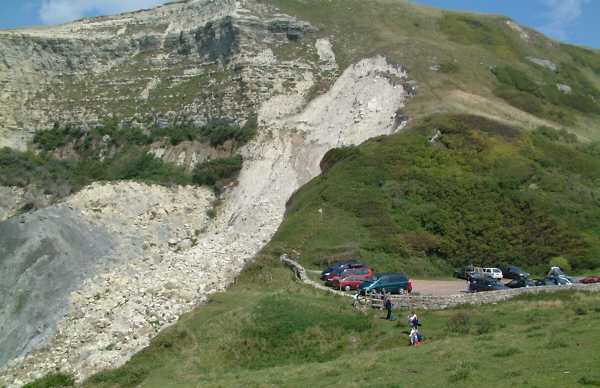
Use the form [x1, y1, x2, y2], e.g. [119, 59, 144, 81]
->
[265, 114, 600, 275]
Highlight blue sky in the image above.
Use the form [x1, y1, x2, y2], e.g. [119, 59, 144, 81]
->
[0, 0, 597, 48]
[414, 0, 599, 48]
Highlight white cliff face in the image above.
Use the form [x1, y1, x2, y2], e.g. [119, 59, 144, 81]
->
[0, 0, 317, 149]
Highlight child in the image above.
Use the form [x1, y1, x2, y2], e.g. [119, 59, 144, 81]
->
[409, 327, 420, 346]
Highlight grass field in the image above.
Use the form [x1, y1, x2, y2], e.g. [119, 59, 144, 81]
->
[59, 258, 600, 388]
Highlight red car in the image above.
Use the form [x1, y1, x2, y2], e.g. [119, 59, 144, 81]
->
[324, 266, 374, 286]
[332, 275, 371, 291]
[581, 276, 600, 284]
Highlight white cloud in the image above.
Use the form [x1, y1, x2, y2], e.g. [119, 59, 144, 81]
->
[538, 0, 589, 40]
[39, 0, 168, 25]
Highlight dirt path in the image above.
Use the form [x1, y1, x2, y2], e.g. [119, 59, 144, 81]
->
[412, 279, 468, 296]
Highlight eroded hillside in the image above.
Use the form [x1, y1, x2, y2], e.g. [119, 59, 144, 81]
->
[1, 0, 600, 387]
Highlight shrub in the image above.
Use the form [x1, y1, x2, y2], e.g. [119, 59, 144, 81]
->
[23, 373, 74, 388]
[549, 256, 572, 272]
[152, 118, 257, 147]
[438, 62, 459, 74]
[492, 66, 538, 94]
[192, 155, 244, 190]
[495, 87, 543, 115]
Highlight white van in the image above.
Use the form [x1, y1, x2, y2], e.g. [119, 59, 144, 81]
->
[482, 267, 503, 279]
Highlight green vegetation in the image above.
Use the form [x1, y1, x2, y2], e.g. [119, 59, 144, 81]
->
[23, 373, 74, 388]
[0, 146, 192, 199]
[491, 64, 600, 123]
[264, 115, 600, 275]
[192, 155, 244, 192]
[76, 251, 600, 387]
[35, 118, 257, 152]
[439, 14, 524, 59]
[14, 117, 257, 201]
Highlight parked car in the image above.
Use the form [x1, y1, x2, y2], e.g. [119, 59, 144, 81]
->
[332, 275, 371, 291]
[499, 265, 530, 280]
[505, 277, 537, 289]
[545, 266, 577, 285]
[482, 267, 503, 280]
[580, 276, 600, 284]
[453, 265, 480, 280]
[468, 276, 509, 292]
[320, 261, 361, 280]
[359, 272, 412, 294]
[324, 266, 373, 285]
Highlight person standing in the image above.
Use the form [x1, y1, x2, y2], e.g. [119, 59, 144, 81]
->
[409, 327, 419, 346]
[384, 293, 393, 320]
[408, 312, 419, 328]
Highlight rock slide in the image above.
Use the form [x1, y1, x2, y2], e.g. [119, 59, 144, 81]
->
[1, 56, 410, 386]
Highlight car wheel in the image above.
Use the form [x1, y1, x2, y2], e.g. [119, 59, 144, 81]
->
[344, 285, 351, 292]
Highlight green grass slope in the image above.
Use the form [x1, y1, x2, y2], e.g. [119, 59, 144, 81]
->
[267, 0, 600, 140]
[266, 115, 600, 276]
[64, 262, 600, 388]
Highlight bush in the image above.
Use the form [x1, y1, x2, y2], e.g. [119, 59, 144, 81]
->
[492, 66, 538, 94]
[23, 373, 74, 388]
[192, 155, 244, 190]
[438, 62, 459, 74]
[549, 256, 572, 272]
[152, 118, 257, 147]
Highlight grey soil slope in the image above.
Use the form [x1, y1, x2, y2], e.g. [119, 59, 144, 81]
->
[0, 207, 116, 367]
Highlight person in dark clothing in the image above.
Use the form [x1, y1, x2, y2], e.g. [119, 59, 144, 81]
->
[384, 293, 395, 320]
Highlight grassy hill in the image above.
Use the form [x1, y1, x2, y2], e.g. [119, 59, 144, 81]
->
[269, 0, 600, 140]
[266, 115, 600, 276]
[36, 260, 600, 388]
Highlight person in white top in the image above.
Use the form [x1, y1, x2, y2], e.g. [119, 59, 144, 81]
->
[408, 312, 418, 328]
[409, 327, 420, 346]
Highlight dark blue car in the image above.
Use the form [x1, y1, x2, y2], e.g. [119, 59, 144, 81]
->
[358, 273, 412, 294]
[320, 260, 360, 280]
